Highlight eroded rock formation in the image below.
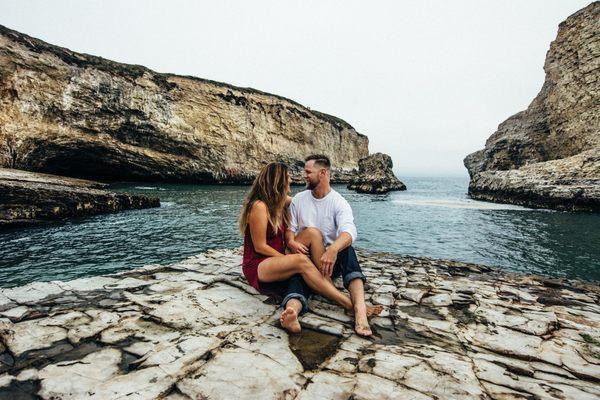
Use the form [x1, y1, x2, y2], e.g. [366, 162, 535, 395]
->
[0, 25, 369, 183]
[464, 2, 600, 212]
[347, 153, 406, 194]
[0, 168, 159, 228]
[1, 248, 599, 399]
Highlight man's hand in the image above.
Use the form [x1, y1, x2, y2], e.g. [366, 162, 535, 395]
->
[287, 240, 308, 254]
[320, 247, 338, 277]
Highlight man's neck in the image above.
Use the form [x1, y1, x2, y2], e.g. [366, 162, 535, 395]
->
[311, 182, 331, 199]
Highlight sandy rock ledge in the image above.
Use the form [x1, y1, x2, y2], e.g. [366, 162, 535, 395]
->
[0, 248, 599, 399]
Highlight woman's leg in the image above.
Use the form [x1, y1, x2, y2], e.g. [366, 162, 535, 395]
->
[258, 254, 353, 311]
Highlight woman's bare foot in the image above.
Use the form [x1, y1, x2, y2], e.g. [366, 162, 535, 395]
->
[354, 312, 372, 337]
[280, 307, 301, 333]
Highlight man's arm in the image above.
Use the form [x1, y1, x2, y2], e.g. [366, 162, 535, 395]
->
[319, 232, 351, 277]
[319, 198, 357, 276]
[329, 232, 353, 253]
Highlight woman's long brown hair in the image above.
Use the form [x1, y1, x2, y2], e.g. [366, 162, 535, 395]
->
[239, 162, 291, 235]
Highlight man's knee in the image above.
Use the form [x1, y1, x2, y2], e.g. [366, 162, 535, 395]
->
[301, 227, 323, 241]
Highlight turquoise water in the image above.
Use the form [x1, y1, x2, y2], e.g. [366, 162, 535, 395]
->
[1, 177, 599, 288]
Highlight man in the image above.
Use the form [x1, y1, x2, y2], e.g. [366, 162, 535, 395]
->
[283, 154, 381, 336]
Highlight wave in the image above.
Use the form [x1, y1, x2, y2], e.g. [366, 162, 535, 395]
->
[392, 198, 535, 210]
[134, 186, 166, 191]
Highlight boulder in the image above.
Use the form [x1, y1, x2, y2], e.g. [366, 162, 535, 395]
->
[347, 153, 406, 194]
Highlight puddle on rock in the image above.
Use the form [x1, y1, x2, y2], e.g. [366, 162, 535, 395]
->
[0, 379, 41, 400]
[398, 305, 445, 321]
[371, 322, 464, 354]
[118, 350, 140, 373]
[448, 304, 477, 325]
[288, 329, 341, 370]
[371, 324, 425, 346]
[11, 340, 102, 373]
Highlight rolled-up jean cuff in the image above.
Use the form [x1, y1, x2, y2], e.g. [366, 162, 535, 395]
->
[281, 293, 309, 315]
[343, 272, 366, 289]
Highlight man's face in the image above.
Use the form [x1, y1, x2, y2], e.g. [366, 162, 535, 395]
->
[303, 160, 325, 190]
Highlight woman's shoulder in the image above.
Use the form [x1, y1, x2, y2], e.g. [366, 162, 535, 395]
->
[249, 200, 268, 214]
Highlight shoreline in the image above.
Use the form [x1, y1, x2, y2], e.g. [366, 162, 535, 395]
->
[1, 248, 599, 399]
[1, 244, 599, 290]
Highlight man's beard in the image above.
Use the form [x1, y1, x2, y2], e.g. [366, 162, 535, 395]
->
[305, 179, 317, 190]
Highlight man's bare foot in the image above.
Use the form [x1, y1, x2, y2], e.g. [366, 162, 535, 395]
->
[280, 307, 301, 333]
[366, 304, 384, 317]
[354, 313, 372, 337]
[346, 304, 384, 318]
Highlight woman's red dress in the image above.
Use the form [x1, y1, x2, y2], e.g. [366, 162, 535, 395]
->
[242, 222, 288, 298]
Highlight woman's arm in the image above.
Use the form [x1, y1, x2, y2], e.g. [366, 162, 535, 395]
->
[285, 229, 308, 254]
[248, 201, 285, 257]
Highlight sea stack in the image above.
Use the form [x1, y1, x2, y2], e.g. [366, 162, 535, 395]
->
[464, 2, 600, 212]
[347, 153, 406, 194]
[0, 25, 375, 184]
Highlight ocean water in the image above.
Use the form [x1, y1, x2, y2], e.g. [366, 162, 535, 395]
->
[1, 177, 599, 288]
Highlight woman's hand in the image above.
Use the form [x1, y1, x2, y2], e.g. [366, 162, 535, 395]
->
[287, 239, 309, 254]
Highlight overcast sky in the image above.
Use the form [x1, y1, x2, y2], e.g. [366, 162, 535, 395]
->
[1, 0, 592, 176]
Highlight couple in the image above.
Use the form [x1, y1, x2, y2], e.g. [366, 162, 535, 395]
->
[239, 155, 382, 336]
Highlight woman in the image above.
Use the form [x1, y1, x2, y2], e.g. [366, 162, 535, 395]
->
[240, 162, 357, 333]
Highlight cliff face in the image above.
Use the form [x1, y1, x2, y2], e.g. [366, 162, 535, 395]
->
[0, 25, 369, 183]
[464, 2, 600, 211]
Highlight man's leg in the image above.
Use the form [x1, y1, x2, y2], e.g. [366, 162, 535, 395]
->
[294, 227, 326, 270]
[333, 246, 382, 336]
[280, 274, 312, 333]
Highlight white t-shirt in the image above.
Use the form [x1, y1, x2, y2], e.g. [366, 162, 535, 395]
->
[289, 189, 358, 246]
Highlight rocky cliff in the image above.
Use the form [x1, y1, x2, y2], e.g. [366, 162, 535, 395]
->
[0, 25, 369, 183]
[464, 2, 600, 212]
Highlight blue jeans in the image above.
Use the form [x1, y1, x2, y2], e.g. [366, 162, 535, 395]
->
[281, 245, 366, 314]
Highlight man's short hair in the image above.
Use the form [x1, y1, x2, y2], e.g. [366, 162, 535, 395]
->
[305, 154, 331, 170]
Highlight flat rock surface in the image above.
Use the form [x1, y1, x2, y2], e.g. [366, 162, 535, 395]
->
[1, 248, 599, 399]
[0, 167, 160, 228]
